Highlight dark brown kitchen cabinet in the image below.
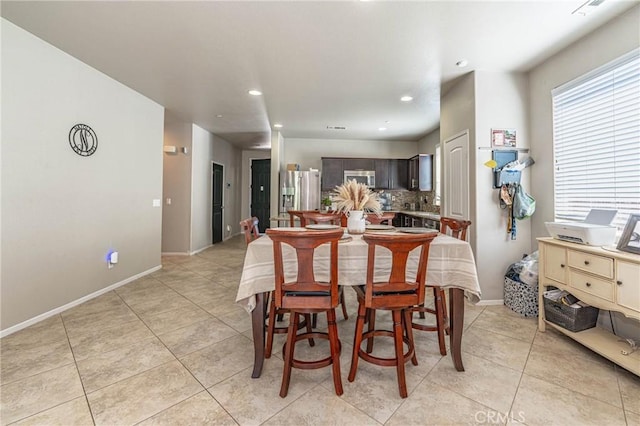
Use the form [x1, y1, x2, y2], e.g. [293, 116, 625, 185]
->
[321, 158, 343, 190]
[389, 159, 408, 189]
[374, 160, 390, 189]
[343, 158, 374, 171]
[408, 154, 432, 191]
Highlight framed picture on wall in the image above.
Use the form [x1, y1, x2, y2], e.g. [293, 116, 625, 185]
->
[491, 129, 516, 147]
[617, 214, 640, 254]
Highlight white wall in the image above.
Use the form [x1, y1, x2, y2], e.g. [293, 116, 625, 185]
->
[441, 71, 532, 302]
[1, 19, 164, 332]
[191, 125, 242, 250]
[241, 149, 271, 220]
[282, 138, 419, 170]
[474, 71, 532, 301]
[270, 131, 284, 225]
[162, 111, 192, 254]
[417, 128, 440, 155]
[529, 5, 640, 241]
[191, 124, 213, 251]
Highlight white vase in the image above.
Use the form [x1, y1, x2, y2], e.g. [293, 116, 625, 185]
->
[347, 210, 366, 234]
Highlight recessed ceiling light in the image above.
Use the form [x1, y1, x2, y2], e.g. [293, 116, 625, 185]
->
[216, 114, 223, 118]
[273, 123, 283, 128]
[456, 60, 468, 68]
[378, 127, 387, 131]
[248, 89, 262, 96]
[400, 96, 413, 102]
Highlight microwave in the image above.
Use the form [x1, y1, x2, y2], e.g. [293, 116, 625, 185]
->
[344, 170, 375, 187]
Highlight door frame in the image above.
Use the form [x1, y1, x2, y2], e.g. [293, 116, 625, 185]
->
[211, 161, 225, 243]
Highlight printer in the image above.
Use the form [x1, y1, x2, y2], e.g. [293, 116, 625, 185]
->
[545, 209, 618, 246]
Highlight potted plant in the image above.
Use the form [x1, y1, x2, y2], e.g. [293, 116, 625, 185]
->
[333, 179, 381, 234]
[321, 197, 333, 211]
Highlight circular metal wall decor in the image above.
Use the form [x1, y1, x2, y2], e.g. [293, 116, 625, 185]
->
[68, 124, 98, 157]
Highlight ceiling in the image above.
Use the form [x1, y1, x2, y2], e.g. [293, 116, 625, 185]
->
[2, 1, 637, 150]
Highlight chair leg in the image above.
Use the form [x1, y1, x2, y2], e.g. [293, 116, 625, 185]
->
[348, 301, 367, 382]
[438, 288, 451, 335]
[304, 314, 315, 347]
[403, 309, 418, 366]
[418, 302, 426, 319]
[366, 308, 376, 353]
[265, 294, 278, 358]
[280, 312, 299, 398]
[434, 290, 447, 356]
[392, 310, 408, 398]
[340, 291, 349, 320]
[326, 309, 343, 396]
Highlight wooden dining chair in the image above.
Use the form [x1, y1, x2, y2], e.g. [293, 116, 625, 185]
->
[411, 217, 472, 356]
[303, 211, 349, 323]
[286, 210, 310, 227]
[266, 227, 344, 397]
[348, 232, 437, 398]
[239, 217, 260, 244]
[302, 211, 342, 226]
[366, 212, 396, 225]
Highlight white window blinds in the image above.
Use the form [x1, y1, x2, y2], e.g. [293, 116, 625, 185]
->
[552, 49, 640, 231]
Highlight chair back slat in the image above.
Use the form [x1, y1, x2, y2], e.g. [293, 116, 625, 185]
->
[439, 217, 472, 241]
[363, 233, 436, 309]
[366, 212, 396, 225]
[267, 228, 343, 312]
[303, 212, 342, 226]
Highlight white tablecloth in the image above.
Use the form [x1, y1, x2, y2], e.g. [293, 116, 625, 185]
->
[235, 232, 482, 311]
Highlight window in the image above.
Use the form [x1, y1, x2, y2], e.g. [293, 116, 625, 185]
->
[434, 144, 441, 206]
[552, 49, 640, 231]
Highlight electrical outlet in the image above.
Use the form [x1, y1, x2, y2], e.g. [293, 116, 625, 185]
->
[226, 225, 232, 232]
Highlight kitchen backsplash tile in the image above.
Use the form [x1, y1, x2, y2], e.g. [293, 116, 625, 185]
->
[321, 189, 440, 214]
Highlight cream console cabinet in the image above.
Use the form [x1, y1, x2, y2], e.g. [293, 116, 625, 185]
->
[538, 237, 640, 376]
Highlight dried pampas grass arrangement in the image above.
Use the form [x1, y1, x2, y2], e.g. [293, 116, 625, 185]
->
[332, 179, 381, 214]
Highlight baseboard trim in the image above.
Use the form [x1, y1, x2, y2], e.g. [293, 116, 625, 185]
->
[161, 252, 190, 256]
[0, 265, 162, 338]
[475, 299, 505, 306]
[190, 245, 212, 255]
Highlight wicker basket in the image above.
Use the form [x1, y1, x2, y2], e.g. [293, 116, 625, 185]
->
[543, 294, 599, 332]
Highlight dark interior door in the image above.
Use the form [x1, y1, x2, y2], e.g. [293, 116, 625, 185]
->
[250, 159, 271, 233]
[212, 163, 223, 244]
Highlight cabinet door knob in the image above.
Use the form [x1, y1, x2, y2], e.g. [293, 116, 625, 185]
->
[584, 260, 590, 265]
[586, 282, 592, 287]
[616, 280, 623, 286]
[560, 264, 565, 268]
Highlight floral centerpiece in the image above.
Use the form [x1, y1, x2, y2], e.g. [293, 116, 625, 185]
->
[332, 179, 381, 214]
[333, 179, 381, 233]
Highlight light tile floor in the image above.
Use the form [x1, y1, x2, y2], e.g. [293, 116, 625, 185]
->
[1, 235, 639, 425]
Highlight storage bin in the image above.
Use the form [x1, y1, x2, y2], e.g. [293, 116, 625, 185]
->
[543, 294, 599, 332]
[504, 276, 538, 317]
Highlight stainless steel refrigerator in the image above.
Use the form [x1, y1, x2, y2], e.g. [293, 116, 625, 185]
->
[280, 170, 322, 213]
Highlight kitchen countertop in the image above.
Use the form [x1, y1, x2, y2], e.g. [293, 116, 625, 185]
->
[393, 210, 441, 221]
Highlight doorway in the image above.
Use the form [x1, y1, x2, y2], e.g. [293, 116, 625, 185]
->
[212, 162, 224, 244]
[251, 159, 271, 233]
[443, 131, 470, 220]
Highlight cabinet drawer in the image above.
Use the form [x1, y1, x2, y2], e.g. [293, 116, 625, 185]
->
[569, 270, 614, 301]
[616, 261, 640, 313]
[568, 250, 613, 279]
[544, 244, 567, 282]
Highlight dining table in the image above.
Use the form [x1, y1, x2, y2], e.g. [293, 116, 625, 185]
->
[235, 227, 482, 378]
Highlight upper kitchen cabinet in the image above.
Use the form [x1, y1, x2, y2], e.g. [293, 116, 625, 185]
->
[321, 158, 343, 190]
[374, 159, 390, 189]
[389, 159, 408, 189]
[408, 154, 432, 191]
[343, 158, 375, 170]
